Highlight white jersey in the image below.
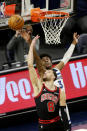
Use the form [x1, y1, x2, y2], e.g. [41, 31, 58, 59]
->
[53, 68, 65, 92]
[53, 67, 71, 125]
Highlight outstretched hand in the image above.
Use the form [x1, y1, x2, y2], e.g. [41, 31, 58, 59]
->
[31, 35, 40, 47]
[72, 32, 79, 45]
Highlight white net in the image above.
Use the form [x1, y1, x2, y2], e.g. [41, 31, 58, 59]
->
[40, 13, 69, 45]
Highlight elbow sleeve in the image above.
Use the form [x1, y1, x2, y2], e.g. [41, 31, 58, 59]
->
[61, 44, 75, 65]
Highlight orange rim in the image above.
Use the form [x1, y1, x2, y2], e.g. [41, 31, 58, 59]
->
[31, 8, 69, 22]
[39, 11, 69, 20]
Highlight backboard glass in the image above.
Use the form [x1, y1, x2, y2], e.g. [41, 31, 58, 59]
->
[0, 0, 74, 28]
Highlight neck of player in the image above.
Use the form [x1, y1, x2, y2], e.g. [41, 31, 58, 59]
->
[43, 81, 56, 90]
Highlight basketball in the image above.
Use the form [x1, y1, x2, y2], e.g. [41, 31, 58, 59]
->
[8, 15, 24, 30]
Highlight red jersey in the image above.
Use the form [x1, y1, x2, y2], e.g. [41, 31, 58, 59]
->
[34, 83, 60, 121]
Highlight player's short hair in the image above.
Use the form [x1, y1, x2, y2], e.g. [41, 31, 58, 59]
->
[40, 54, 52, 61]
[47, 69, 57, 80]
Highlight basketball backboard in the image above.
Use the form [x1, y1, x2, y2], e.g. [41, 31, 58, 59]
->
[21, 0, 75, 20]
[0, 0, 74, 28]
[21, 0, 74, 14]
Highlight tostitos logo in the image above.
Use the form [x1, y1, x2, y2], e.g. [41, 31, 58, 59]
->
[0, 70, 35, 114]
[0, 58, 87, 114]
[0, 77, 33, 105]
[69, 62, 87, 89]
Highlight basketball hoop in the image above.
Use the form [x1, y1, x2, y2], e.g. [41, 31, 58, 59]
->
[31, 8, 69, 45]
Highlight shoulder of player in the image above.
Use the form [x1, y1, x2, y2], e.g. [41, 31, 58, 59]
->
[53, 67, 60, 72]
[53, 67, 61, 76]
[34, 81, 43, 98]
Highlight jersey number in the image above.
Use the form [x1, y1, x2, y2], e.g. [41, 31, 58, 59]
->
[47, 101, 55, 112]
[58, 80, 63, 88]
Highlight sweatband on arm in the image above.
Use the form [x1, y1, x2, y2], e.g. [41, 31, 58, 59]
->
[61, 44, 75, 65]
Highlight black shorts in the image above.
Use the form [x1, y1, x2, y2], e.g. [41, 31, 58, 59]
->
[38, 119, 65, 131]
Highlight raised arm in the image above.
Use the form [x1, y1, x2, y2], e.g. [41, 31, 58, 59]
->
[33, 48, 46, 78]
[27, 35, 42, 96]
[7, 30, 23, 50]
[55, 32, 79, 70]
[22, 31, 46, 78]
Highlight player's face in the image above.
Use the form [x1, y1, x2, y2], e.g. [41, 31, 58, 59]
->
[43, 69, 55, 81]
[41, 56, 52, 69]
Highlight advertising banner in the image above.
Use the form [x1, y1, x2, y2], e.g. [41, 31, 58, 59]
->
[61, 58, 87, 99]
[0, 70, 35, 114]
[0, 58, 87, 114]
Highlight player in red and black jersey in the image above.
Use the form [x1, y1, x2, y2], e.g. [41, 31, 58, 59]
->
[27, 35, 67, 131]
[35, 83, 65, 131]
[26, 33, 79, 130]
